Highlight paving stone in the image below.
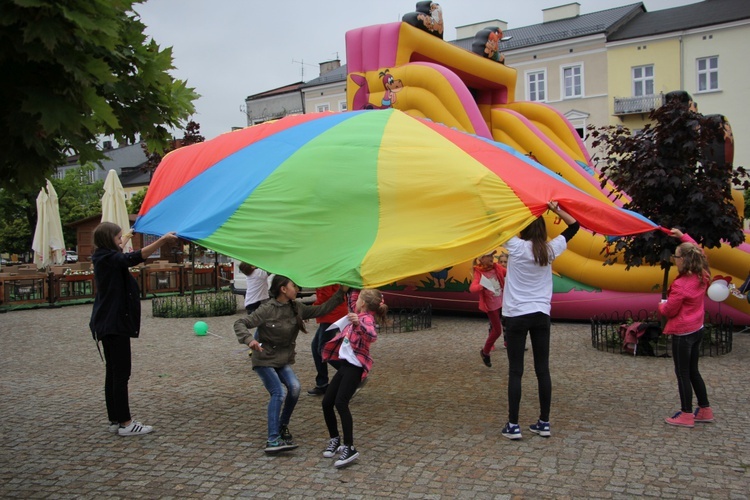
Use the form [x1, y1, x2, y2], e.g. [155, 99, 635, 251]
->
[1, 303, 749, 498]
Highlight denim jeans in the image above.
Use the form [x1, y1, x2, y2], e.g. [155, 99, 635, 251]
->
[311, 323, 338, 388]
[504, 312, 551, 424]
[254, 365, 301, 442]
[672, 328, 710, 412]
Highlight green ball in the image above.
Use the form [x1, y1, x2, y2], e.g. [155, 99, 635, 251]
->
[193, 321, 208, 336]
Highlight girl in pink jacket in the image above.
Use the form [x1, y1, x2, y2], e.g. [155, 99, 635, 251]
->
[659, 228, 714, 428]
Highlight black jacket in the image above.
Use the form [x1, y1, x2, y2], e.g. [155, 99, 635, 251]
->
[89, 248, 145, 340]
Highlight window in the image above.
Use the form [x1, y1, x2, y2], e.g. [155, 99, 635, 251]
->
[632, 65, 654, 96]
[316, 104, 330, 112]
[339, 101, 347, 111]
[697, 56, 719, 92]
[562, 65, 583, 98]
[526, 70, 546, 102]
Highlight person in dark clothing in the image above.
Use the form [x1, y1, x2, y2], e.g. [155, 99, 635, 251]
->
[89, 222, 177, 437]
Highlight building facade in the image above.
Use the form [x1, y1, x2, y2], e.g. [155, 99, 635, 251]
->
[607, 0, 750, 169]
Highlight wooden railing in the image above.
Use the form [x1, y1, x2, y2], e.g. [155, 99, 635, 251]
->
[0, 264, 233, 308]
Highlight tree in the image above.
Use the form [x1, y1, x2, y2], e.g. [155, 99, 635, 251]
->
[141, 120, 205, 178]
[588, 91, 748, 293]
[0, 166, 104, 255]
[0, 0, 200, 191]
[127, 187, 148, 214]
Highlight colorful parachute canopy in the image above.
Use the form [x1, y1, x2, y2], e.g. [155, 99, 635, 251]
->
[134, 109, 659, 288]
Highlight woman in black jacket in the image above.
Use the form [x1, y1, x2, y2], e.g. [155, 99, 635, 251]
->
[89, 222, 177, 437]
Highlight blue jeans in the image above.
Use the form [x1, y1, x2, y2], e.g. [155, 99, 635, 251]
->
[254, 365, 301, 442]
[672, 329, 709, 412]
[504, 312, 552, 424]
[311, 323, 338, 388]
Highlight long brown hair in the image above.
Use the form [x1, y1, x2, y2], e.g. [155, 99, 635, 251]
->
[519, 217, 551, 266]
[93, 222, 122, 251]
[358, 288, 389, 325]
[269, 275, 306, 332]
[676, 242, 711, 285]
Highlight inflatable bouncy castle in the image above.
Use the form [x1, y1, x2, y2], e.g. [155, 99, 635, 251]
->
[345, 14, 750, 323]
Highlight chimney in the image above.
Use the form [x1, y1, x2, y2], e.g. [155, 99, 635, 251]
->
[543, 3, 581, 23]
[319, 59, 341, 76]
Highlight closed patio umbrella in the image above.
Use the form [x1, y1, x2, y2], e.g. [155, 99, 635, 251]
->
[31, 180, 66, 270]
[101, 169, 133, 252]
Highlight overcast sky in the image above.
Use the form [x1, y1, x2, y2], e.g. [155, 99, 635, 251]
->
[135, 0, 701, 141]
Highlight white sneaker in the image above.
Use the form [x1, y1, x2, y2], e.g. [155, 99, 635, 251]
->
[108, 422, 119, 434]
[118, 420, 154, 436]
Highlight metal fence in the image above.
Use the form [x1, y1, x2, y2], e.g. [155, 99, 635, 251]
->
[590, 309, 733, 357]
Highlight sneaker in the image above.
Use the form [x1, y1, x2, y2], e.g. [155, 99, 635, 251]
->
[108, 422, 119, 434]
[694, 406, 715, 423]
[323, 436, 343, 458]
[334, 445, 359, 468]
[480, 349, 492, 367]
[529, 420, 551, 437]
[307, 385, 327, 396]
[665, 411, 695, 428]
[501, 422, 522, 440]
[264, 439, 298, 453]
[118, 420, 154, 436]
[279, 424, 293, 443]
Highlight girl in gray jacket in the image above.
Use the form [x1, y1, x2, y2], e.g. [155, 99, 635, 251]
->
[234, 275, 347, 453]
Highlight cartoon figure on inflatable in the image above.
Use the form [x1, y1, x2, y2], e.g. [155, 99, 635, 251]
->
[345, 3, 750, 323]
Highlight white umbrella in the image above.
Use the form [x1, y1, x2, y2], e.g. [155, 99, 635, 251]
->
[31, 180, 66, 269]
[45, 180, 66, 265]
[101, 169, 132, 252]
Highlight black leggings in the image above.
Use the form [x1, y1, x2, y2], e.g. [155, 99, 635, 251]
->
[672, 329, 710, 412]
[322, 361, 363, 446]
[102, 335, 132, 424]
[504, 312, 551, 424]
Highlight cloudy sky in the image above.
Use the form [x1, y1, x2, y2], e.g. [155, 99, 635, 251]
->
[135, 0, 700, 141]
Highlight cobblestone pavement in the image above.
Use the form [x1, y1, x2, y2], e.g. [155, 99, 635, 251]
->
[1, 300, 749, 499]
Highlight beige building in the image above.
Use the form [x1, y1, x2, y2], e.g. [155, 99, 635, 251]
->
[452, 3, 643, 149]
[607, 0, 750, 170]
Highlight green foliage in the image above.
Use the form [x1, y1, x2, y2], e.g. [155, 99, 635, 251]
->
[127, 187, 148, 214]
[50, 165, 104, 245]
[588, 95, 749, 271]
[0, 187, 35, 256]
[0, 165, 104, 254]
[0, 0, 199, 191]
[745, 189, 750, 219]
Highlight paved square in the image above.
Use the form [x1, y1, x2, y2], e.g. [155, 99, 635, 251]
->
[1, 301, 748, 498]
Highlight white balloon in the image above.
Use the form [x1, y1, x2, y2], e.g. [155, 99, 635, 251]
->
[707, 281, 730, 302]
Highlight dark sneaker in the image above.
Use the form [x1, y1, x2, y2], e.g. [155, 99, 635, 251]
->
[334, 445, 359, 468]
[480, 349, 492, 367]
[118, 420, 154, 437]
[307, 385, 327, 396]
[323, 436, 343, 458]
[501, 422, 522, 440]
[280, 424, 293, 443]
[264, 439, 298, 453]
[529, 420, 551, 437]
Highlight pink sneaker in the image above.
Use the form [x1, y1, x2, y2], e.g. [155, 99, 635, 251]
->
[694, 407, 715, 423]
[665, 411, 695, 428]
